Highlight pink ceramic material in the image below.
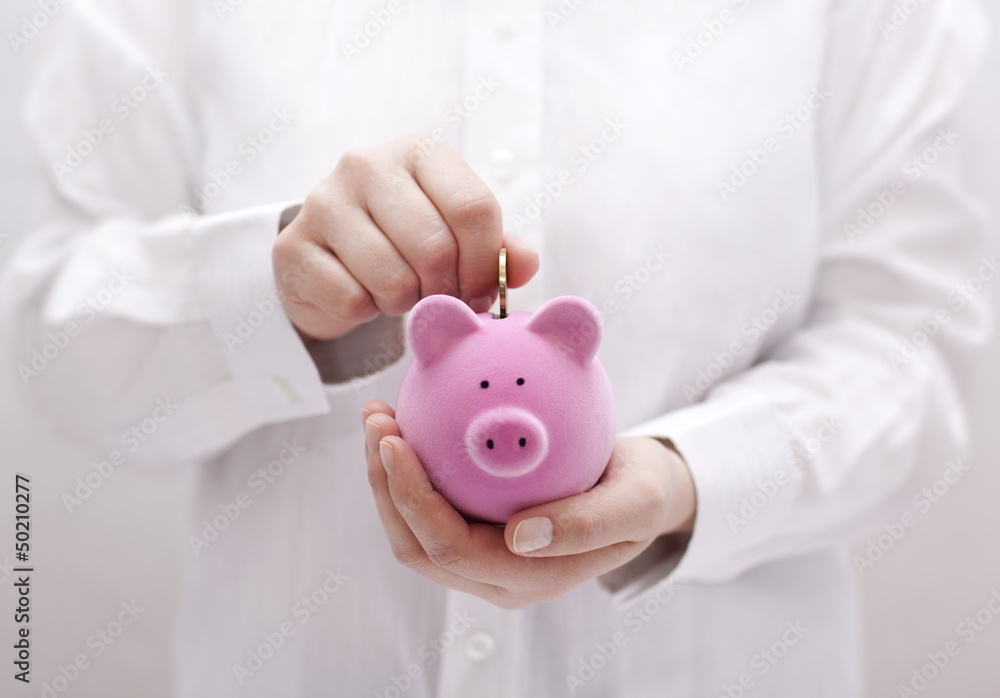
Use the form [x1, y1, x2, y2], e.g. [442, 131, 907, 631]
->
[395, 294, 617, 524]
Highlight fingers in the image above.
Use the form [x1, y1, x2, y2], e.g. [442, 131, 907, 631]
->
[321, 210, 421, 318]
[299, 181, 421, 318]
[375, 432, 525, 587]
[363, 412, 511, 601]
[505, 489, 638, 559]
[378, 435, 476, 563]
[275, 132, 541, 343]
[502, 231, 540, 289]
[272, 236, 379, 339]
[362, 175, 460, 300]
[410, 143, 504, 305]
[365, 415, 436, 563]
[505, 438, 672, 558]
[361, 400, 395, 424]
[361, 410, 652, 607]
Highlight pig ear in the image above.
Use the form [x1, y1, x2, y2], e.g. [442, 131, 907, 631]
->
[525, 296, 603, 365]
[407, 295, 482, 366]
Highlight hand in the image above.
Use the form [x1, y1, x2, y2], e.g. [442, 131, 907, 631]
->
[361, 400, 697, 609]
[272, 132, 540, 340]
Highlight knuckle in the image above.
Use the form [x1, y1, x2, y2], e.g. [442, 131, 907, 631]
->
[301, 187, 325, 211]
[301, 188, 339, 222]
[337, 147, 377, 177]
[271, 234, 296, 273]
[641, 478, 668, 522]
[578, 509, 607, 549]
[380, 266, 421, 310]
[629, 469, 670, 532]
[494, 594, 528, 611]
[634, 506, 659, 536]
[272, 243, 310, 301]
[553, 502, 584, 535]
[392, 546, 427, 569]
[286, 248, 323, 298]
[418, 231, 458, 278]
[424, 541, 465, 569]
[366, 459, 385, 491]
[405, 129, 435, 145]
[338, 285, 377, 322]
[449, 188, 501, 233]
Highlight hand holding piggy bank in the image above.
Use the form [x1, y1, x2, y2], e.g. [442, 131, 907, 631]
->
[395, 294, 617, 523]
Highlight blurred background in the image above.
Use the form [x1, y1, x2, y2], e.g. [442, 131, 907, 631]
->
[0, 1, 998, 696]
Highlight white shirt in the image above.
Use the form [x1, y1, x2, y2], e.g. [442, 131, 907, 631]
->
[2, 0, 992, 695]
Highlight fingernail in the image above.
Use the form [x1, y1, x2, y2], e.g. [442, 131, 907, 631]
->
[470, 295, 493, 313]
[365, 418, 381, 455]
[379, 439, 396, 477]
[361, 407, 372, 426]
[512, 517, 553, 553]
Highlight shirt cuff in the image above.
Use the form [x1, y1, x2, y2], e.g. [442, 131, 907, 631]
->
[600, 392, 794, 605]
[192, 201, 331, 446]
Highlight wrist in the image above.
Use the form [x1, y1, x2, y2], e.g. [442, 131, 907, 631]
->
[649, 436, 697, 536]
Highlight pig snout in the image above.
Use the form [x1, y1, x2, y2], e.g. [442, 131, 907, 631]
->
[464, 408, 549, 478]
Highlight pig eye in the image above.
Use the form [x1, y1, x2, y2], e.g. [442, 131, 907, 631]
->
[516, 378, 525, 386]
[480, 380, 489, 389]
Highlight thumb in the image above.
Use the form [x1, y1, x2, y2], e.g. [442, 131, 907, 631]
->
[504, 479, 636, 558]
[503, 231, 540, 289]
[504, 437, 679, 557]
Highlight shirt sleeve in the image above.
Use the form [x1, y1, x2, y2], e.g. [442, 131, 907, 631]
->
[602, 0, 993, 602]
[0, 2, 335, 465]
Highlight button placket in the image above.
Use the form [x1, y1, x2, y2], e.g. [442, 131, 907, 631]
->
[461, 0, 546, 266]
[437, 590, 516, 698]
[434, 5, 544, 690]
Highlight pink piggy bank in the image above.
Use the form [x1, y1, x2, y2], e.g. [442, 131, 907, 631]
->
[395, 294, 617, 524]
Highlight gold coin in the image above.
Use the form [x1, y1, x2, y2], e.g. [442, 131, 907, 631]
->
[499, 248, 507, 319]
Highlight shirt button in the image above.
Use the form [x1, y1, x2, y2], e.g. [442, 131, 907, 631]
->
[273, 376, 301, 403]
[491, 12, 516, 41]
[464, 631, 496, 662]
[489, 148, 517, 181]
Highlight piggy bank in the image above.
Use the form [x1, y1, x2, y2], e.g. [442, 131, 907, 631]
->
[395, 294, 616, 524]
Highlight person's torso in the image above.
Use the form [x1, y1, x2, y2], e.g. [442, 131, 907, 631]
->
[175, 2, 858, 696]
